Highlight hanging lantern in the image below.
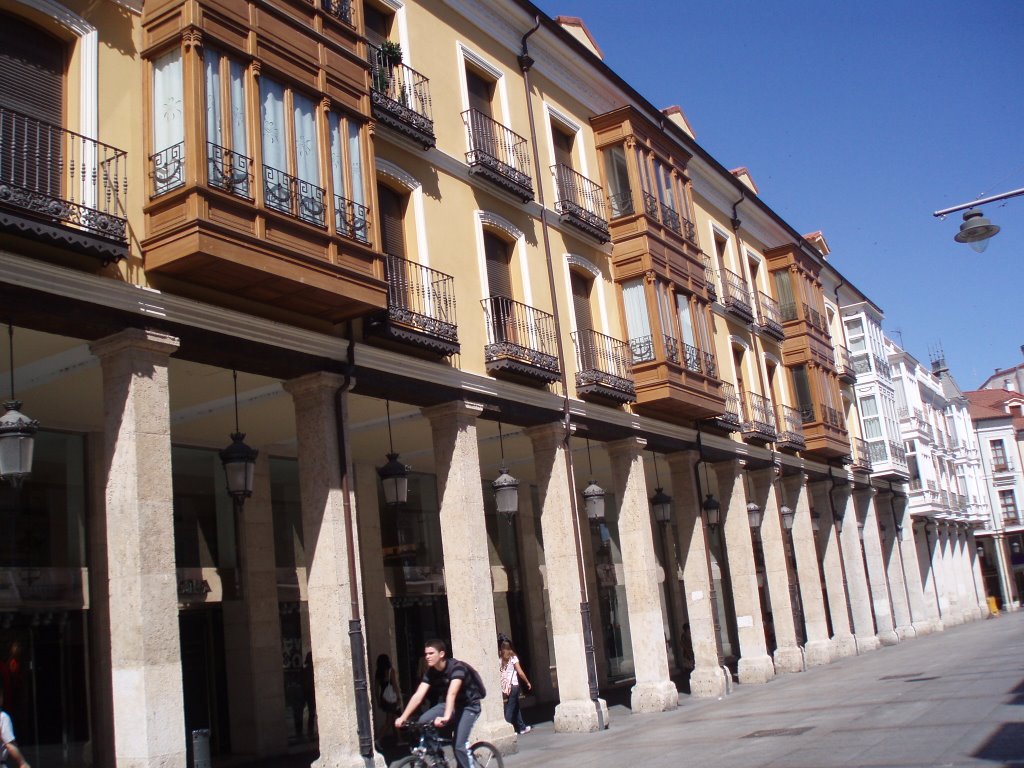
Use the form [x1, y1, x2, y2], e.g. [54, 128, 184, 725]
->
[377, 400, 409, 506]
[811, 510, 821, 533]
[583, 479, 606, 523]
[492, 465, 520, 519]
[219, 370, 258, 506]
[746, 502, 762, 529]
[703, 493, 721, 527]
[780, 505, 795, 530]
[650, 487, 673, 524]
[0, 400, 37, 487]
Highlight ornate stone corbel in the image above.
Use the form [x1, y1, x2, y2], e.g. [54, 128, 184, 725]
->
[182, 27, 203, 52]
[251, 60, 261, 79]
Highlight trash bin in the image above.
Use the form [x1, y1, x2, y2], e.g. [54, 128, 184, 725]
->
[987, 596, 1000, 616]
[191, 729, 211, 768]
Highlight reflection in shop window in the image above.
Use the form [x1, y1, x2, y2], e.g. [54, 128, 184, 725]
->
[379, 472, 443, 591]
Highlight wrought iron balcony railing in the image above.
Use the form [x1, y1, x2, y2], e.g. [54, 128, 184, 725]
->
[798, 402, 815, 424]
[757, 291, 784, 339]
[368, 43, 435, 149]
[889, 441, 907, 466]
[716, 382, 742, 428]
[373, 253, 458, 353]
[821, 403, 845, 429]
[780, 300, 799, 322]
[802, 303, 829, 334]
[852, 437, 873, 471]
[742, 390, 777, 441]
[630, 335, 715, 378]
[151, 141, 184, 197]
[264, 165, 326, 227]
[321, 0, 352, 24]
[481, 295, 559, 380]
[704, 255, 718, 299]
[721, 267, 755, 322]
[552, 164, 609, 242]
[851, 353, 872, 375]
[607, 191, 635, 219]
[334, 194, 369, 244]
[834, 345, 856, 381]
[868, 441, 889, 463]
[776, 404, 806, 450]
[1, 107, 128, 257]
[572, 328, 636, 403]
[640, 191, 696, 241]
[462, 109, 533, 201]
[206, 142, 252, 199]
[872, 354, 892, 380]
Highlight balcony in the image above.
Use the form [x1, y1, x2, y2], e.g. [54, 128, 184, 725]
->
[572, 328, 636, 404]
[835, 345, 856, 383]
[553, 164, 609, 243]
[263, 166, 326, 227]
[462, 110, 533, 202]
[741, 391, 777, 444]
[757, 291, 785, 341]
[630, 335, 724, 423]
[366, 254, 459, 357]
[639, 192, 697, 243]
[704, 255, 718, 301]
[802, 303, 829, 335]
[797, 401, 850, 459]
[368, 44, 435, 149]
[481, 296, 559, 385]
[721, 267, 755, 323]
[851, 437, 873, 472]
[776, 404, 806, 452]
[0, 107, 128, 262]
[708, 381, 742, 433]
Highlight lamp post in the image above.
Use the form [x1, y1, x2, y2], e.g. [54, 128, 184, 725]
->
[932, 187, 1024, 253]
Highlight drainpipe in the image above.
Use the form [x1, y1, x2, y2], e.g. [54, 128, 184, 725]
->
[334, 324, 374, 759]
[519, 18, 603, 720]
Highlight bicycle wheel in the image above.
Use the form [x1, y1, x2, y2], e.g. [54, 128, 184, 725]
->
[469, 740, 503, 768]
[392, 756, 430, 768]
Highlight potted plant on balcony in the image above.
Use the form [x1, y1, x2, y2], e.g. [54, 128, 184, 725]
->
[379, 40, 403, 68]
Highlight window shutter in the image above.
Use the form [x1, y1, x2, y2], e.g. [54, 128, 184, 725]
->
[484, 233, 512, 299]
[377, 184, 406, 258]
[0, 12, 64, 124]
[570, 272, 593, 333]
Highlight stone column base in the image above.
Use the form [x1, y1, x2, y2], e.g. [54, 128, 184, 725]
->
[895, 624, 917, 641]
[832, 634, 858, 659]
[773, 646, 804, 674]
[631, 680, 679, 712]
[688, 666, 728, 697]
[877, 629, 900, 646]
[804, 640, 833, 667]
[314, 748, 385, 768]
[855, 634, 880, 653]
[964, 607, 984, 622]
[911, 621, 936, 636]
[942, 612, 964, 628]
[554, 698, 610, 733]
[737, 654, 775, 684]
[472, 718, 517, 754]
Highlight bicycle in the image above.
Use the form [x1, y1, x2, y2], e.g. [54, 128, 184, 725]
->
[393, 721, 503, 768]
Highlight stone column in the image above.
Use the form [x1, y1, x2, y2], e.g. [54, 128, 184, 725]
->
[90, 328, 186, 768]
[925, 521, 953, 626]
[749, 468, 802, 673]
[525, 423, 608, 731]
[966, 529, 989, 615]
[422, 402, 515, 750]
[513, 472, 555, 701]
[714, 460, 774, 684]
[606, 438, 678, 711]
[283, 373, 379, 768]
[937, 524, 964, 626]
[913, 521, 944, 629]
[856, 488, 897, 645]
[86, 431, 115, 764]
[954, 526, 983, 621]
[666, 452, 728, 697]
[877, 493, 914, 640]
[834, 485, 877, 652]
[782, 473, 832, 666]
[223, 452, 289, 756]
[892, 493, 934, 635]
[809, 481, 856, 659]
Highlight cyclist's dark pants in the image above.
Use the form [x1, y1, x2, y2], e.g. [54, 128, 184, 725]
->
[418, 703, 481, 768]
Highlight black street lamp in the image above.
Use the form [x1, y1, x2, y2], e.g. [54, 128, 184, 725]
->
[219, 370, 258, 506]
[377, 399, 409, 506]
[0, 324, 38, 487]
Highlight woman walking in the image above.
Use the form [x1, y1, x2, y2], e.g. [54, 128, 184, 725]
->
[374, 654, 402, 746]
[498, 638, 532, 734]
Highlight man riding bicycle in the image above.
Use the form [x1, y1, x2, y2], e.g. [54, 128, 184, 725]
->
[395, 639, 484, 768]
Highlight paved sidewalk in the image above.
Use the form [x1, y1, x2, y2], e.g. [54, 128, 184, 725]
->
[233, 612, 1024, 768]
[503, 611, 1024, 768]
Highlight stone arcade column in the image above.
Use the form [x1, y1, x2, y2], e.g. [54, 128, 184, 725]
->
[223, 452, 289, 756]
[938, 523, 964, 626]
[283, 373, 382, 768]
[749, 468, 803, 674]
[877, 493, 914, 641]
[954, 526, 983, 621]
[666, 452, 728, 697]
[891, 493, 934, 635]
[834, 485, 878, 653]
[809, 481, 856, 659]
[966, 528, 990, 616]
[857, 488, 897, 645]
[925, 521, 953, 626]
[913, 521, 944, 630]
[525, 423, 609, 731]
[782, 473, 832, 666]
[714, 460, 774, 684]
[422, 402, 515, 750]
[606, 438, 678, 711]
[90, 329, 186, 768]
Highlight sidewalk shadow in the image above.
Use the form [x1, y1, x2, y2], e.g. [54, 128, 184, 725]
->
[972, 722, 1024, 765]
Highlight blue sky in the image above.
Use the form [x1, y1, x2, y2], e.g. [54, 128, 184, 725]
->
[543, 0, 1024, 389]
